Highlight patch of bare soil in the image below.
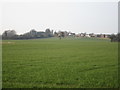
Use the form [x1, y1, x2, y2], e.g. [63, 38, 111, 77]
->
[0, 42, 15, 45]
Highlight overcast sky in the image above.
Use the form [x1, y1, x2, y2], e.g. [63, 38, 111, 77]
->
[0, 0, 118, 34]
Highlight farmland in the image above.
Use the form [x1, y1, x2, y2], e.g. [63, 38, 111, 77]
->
[2, 37, 118, 88]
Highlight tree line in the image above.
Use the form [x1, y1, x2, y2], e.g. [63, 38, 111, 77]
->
[1, 29, 54, 40]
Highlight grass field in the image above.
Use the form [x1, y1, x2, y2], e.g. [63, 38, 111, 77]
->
[2, 37, 118, 88]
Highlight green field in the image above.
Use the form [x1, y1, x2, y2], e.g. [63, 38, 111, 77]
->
[2, 37, 118, 88]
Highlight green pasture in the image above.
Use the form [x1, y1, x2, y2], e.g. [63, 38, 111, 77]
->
[2, 37, 118, 88]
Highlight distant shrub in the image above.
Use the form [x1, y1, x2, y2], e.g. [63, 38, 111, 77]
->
[109, 33, 120, 42]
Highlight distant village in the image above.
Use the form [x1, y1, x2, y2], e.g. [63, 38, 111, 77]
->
[1, 28, 120, 42]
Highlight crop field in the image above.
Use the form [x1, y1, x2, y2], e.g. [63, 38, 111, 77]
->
[2, 37, 119, 88]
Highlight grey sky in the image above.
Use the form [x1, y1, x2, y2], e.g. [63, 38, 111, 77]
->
[1, 1, 118, 34]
